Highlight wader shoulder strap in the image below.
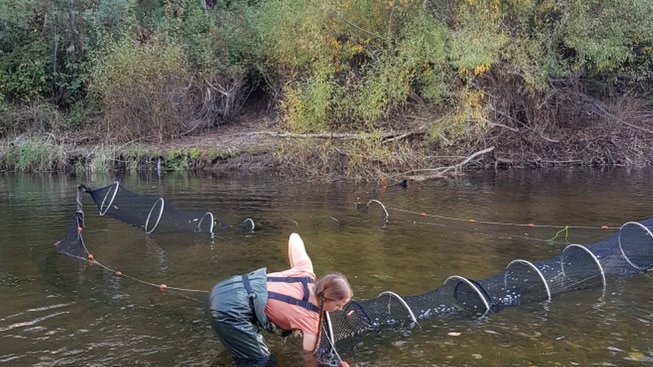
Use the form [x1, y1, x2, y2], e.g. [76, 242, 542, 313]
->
[267, 276, 320, 313]
[239, 270, 278, 334]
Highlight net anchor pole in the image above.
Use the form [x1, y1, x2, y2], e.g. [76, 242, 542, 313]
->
[75, 184, 85, 229]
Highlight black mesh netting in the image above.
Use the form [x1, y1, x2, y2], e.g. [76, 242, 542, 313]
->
[51, 184, 653, 367]
[314, 218, 653, 366]
[79, 182, 255, 235]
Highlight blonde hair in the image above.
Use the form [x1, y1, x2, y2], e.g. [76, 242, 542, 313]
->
[312, 272, 353, 351]
[314, 272, 353, 303]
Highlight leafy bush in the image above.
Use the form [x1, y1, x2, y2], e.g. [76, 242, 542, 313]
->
[256, 0, 453, 132]
[0, 0, 51, 103]
[160, 0, 259, 125]
[89, 33, 191, 143]
[560, 0, 653, 79]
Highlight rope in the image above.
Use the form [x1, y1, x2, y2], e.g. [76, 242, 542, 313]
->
[387, 206, 617, 230]
[65, 186, 209, 303]
[354, 199, 622, 246]
[76, 230, 208, 294]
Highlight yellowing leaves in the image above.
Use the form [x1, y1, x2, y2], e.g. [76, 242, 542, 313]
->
[460, 63, 491, 77]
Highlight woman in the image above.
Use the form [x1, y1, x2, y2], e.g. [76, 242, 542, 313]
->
[208, 233, 353, 367]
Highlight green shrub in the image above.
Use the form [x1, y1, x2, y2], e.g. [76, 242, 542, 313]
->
[161, 0, 257, 125]
[560, 0, 653, 79]
[90, 33, 191, 143]
[256, 0, 453, 131]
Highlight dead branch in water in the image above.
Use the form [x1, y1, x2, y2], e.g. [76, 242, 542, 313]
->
[395, 146, 495, 181]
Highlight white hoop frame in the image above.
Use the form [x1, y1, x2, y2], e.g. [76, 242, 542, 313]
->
[561, 244, 606, 290]
[504, 259, 552, 302]
[443, 275, 491, 316]
[619, 221, 653, 270]
[145, 198, 165, 234]
[99, 181, 120, 216]
[197, 212, 215, 235]
[377, 290, 420, 327]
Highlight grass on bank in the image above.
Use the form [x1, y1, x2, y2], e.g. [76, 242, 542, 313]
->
[0, 136, 244, 174]
[1, 135, 66, 172]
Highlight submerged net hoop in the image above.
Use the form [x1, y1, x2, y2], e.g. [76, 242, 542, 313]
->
[442, 275, 491, 316]
[618, 221, 653, 270]
[315, 312, 346, 367]
[561, 244, 606, 292]
[504, 259, 551, 304]
[145, 198, 165, 234]
[197, 212, 215, 234]
[81, 181, 224, 237]
[377, 291, 420, 328]
[99, 181, 119, 216]
[355, 199, 389, 224]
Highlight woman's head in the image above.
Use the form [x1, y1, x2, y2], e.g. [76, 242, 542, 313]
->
[314, 272, 353, 312]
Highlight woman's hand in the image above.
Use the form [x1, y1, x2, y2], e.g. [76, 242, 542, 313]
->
[288, 233, 314, 272]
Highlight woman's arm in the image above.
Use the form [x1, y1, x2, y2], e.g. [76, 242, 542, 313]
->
[288, 233, 314, 272]
[302, 333, 319, 367]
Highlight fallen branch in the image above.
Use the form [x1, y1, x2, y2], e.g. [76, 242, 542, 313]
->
[382, 125, 427, 144]
[244, 130, 423, 141]
[245, 131, 370, 139]
[398, 146, 495, 181]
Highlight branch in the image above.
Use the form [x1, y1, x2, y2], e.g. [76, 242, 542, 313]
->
[245, 128, 431, 145]
[244, 131, 371, 139]
[589, 96, 653, 135]
[397, 146, 495, 181]
[382, 125, 426, 144]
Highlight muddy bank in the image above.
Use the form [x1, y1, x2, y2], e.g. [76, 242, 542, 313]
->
[2, 112, 653, 182]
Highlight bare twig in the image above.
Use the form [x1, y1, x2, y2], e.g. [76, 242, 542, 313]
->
[587, 95, 653, 135]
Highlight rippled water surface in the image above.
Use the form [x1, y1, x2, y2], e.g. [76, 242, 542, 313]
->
[2, 168, 653, 366]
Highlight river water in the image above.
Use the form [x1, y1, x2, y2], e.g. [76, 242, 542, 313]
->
[2, 168, 653, 366]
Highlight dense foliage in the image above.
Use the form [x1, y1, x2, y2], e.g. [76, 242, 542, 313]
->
[0, 0, 651, 146]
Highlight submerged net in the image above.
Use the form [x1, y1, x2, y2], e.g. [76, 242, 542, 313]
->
[50, 185, 653, 367]
[79, 182, 254, 235]
[55, 182, 257, 258]
[315, 217, 653, 366]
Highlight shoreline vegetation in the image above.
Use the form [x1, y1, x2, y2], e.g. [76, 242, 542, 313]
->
[1, 0, 652, 182]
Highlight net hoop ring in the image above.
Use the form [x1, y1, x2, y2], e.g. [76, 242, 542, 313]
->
[443, 275, 491, 316]
[145, 198, 165, 234]
[377, 290, 420, 327]
[504, 259, 552, 302]
[618, 221, 653, 270]
[197, 212, 215, 235]
[99, 181, 120, 216]
[561, 244, 606, 290]
[321, 312, 345, 366]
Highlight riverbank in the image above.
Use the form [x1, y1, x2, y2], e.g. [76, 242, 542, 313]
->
[2, 110, 653, 182]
